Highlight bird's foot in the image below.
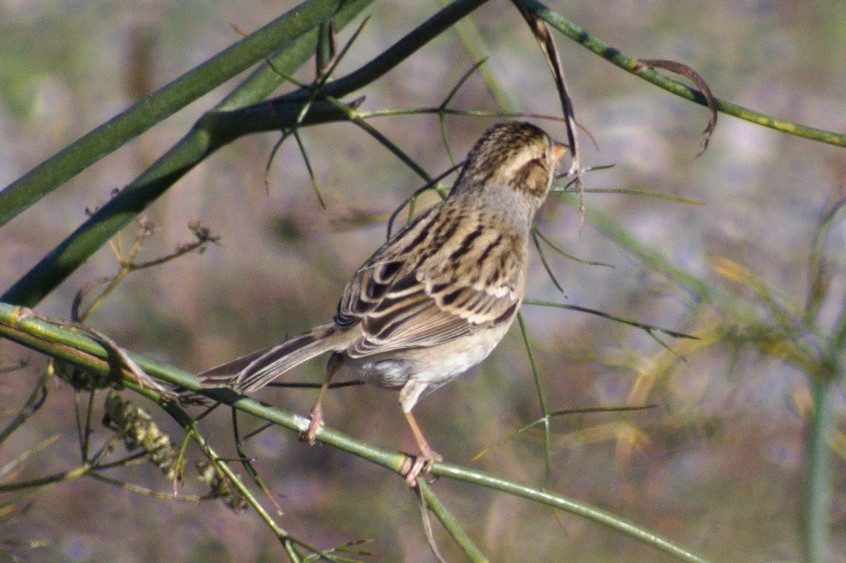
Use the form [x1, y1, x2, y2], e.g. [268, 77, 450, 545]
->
[300, 403, 323, 445]
[401, 449, 443, 487]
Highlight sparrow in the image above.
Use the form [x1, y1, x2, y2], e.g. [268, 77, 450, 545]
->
[198, 122, 567, 485]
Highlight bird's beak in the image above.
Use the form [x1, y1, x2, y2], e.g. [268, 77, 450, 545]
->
[551, 142, 569, 162]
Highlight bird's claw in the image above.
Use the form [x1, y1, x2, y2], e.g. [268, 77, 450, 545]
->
[300, 404, 323, 445]
[401, 451, 443, 487]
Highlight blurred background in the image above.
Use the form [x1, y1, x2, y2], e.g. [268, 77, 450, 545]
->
[1, 0, 845, 560]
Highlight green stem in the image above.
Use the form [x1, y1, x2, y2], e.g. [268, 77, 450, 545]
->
[0, 464, 92, 492]
[417, 479, 487, 562]
[2, 101, 358, 307]
[517, 313, 555, 483]
[1, 0, 374, 307]
[165, 404, 294, 542]
[1, 0, 492, 307]
[516, 0, 846, 147]
[434, 463, 708, 563]
[803, 377, 832, 563]
[0, 302, 710, 561]
[0, 0, 370, 229]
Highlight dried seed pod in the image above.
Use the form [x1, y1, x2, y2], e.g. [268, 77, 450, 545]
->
[195, 460, 249, 512]
[103, 390, 177, 479]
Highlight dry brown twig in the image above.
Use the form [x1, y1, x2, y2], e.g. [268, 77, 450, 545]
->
[512, 3, 584, 208]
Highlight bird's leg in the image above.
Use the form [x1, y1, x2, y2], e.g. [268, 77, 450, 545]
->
[302, 352, 342, 445]
[402, 410, 444, 487]
[399, 381, 443, 486]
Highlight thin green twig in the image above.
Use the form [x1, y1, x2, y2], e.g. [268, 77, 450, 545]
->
[417, 479, 487, 562]
[803, 378, 833, 563]
[0, 362, 51, 445]
[517, 313, 555, 484]
[434, 461, 708, 563]
[438, 0, 519, 112]
[0, 0, 370, 229]
[516, 0, 846, 147]
[0, 302, 710, 561]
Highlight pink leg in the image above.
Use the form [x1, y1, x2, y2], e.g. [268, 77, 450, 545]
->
[303, 353, 342, 445]
[402, 410, 443, 487]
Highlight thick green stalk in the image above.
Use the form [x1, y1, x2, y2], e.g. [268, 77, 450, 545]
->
[2, 101, 358, 306]
[0, 301, 710, 561]
[2, 0, 374, 306]
[417, 479, 488, 562]
[0, 0, 370, 229]
[2, 0, 491, 307]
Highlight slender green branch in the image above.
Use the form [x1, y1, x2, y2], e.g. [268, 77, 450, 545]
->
[164, 404, 294, 544]
[433, 462, 708, 563]
[438, 0, 520, 112]
[0, 0, 373, 229]
[803, 378, 833, 563]
[472, 405, 656, 462]
[0, 302, 709, 561]
[0, 434, 59, 481]
[517, 313, 555, 483]
[87, 473, 205, 502]
[516, 0, 846, 147]
[0, 464, 92, 492]
[231, 410, 287, 518]
[1, 0, 488, 307]
[274, 0, 490, 105]
[524, 300, 697, 339]
[360, 107, 565, 121]
[417, 479, 487, 562]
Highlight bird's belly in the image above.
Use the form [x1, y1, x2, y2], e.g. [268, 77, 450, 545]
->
[344, 325, 509, 390]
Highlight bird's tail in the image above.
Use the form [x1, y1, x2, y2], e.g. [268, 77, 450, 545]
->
[198, 323, 339, 393]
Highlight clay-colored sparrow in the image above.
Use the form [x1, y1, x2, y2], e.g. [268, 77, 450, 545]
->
[199, 122, 567, 484]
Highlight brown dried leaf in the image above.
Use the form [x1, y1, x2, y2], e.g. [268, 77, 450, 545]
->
[635, 59, 718, 154]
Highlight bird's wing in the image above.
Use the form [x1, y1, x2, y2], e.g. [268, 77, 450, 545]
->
[335, 199, 525, 357]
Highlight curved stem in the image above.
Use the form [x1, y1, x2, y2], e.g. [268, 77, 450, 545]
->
[417, 479, 487, 562]
[1, 0, 489, 307]
[1, 1, 373, 307]
[0, 302, 710, 562]
[516, 0, 846, 147]
[0, 0, 369, 229]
